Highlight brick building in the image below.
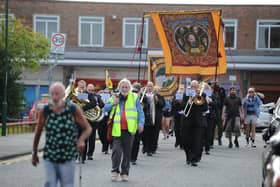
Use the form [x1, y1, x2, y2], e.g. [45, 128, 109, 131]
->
[4, 0, 280, 108]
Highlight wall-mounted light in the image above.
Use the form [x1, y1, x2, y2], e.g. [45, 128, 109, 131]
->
[112, 15, 117, 20]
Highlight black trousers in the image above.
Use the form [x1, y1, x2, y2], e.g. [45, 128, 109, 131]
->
[98, 116, 109, 152]
[143, 125, 156, 154]
[181, 118, 205, 163]
[87, 121, 97, 157]
[174, 114, 182, 147]
[205, 115, 214, 151]
[151, 123, 161, 152]
[131, 131, 141, 161]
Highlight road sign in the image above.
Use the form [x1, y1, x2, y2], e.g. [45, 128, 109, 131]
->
[50, 33, 66, 54]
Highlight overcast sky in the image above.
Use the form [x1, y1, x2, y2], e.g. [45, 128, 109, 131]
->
[60, 0, 280, 5]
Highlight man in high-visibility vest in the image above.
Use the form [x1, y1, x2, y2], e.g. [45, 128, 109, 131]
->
[104, 78, 144, 182]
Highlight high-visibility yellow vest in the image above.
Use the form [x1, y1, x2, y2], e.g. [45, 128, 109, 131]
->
[109, 92, 138, 137]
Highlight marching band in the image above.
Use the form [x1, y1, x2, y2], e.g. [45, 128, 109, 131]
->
[34, 77, 258, 185]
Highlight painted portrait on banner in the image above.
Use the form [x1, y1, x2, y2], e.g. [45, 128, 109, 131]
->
[148, 56, 178, 97]
[164, 13, 217, 66]
[148, 10, 227, 76]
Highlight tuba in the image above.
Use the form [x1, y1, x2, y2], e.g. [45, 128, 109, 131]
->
[64, 81, 104, 122]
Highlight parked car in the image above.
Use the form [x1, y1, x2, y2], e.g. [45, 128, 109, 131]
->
[28, 94, 49, 121]
[262, 98, 280, 187]
[257, 103, 275, 130]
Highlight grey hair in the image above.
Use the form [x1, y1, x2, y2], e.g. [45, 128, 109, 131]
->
[50, 82, 65, 93]
[118, 78, 131, 90]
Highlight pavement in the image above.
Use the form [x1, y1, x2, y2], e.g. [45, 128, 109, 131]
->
[0, 133, 45, 160]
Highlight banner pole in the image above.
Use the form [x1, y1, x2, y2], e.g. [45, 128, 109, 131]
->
[214, 10, 222, 82]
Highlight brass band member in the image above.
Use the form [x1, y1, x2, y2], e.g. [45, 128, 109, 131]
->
[142, 82, 165, 155]
[172, 84, 185, 148]
[181, 80, 208, 166]
[131, 82, 146, 164]
[83, 84, 104, 160]
[75, 80, 88, 163]
[98, 88, 112, 154]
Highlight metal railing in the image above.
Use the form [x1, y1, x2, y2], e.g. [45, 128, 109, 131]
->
[0, 121, 37, 135]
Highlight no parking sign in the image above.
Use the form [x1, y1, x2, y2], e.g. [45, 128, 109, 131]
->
[50, 33, 66, 54]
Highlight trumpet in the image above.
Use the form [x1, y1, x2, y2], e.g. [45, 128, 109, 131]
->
[183, 82, 206, 117]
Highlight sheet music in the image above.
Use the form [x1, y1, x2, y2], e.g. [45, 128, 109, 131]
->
[77, 93, 88, 100]
[185, 88, 196, 97]
[204, 90, 213, 97]
[100, 93, 111, 103]
[175, 93, 183, 100]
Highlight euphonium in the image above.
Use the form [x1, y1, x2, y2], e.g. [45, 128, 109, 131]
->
[64, 82, 104, 122]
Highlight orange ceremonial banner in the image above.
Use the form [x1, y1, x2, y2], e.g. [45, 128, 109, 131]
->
[148, 10, 226, 76]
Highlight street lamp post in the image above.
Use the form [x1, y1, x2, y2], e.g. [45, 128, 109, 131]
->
[2, 0, 9, 136]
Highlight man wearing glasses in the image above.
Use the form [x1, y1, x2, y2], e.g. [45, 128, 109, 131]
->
[243, 87, 263, 147]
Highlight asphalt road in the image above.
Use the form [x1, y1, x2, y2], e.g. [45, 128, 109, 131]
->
[0, 133, 264, 187]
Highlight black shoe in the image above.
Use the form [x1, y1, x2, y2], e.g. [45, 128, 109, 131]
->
[186, 161, 191, 165]
[87, 156, 93, 160]
[147, 152, 153, 156]
[131, 160, 137, 165]
[234, 139, 239, 148]
[142, 148, 146, 154]
[205, 151, 210, 155]
[175, 142, 179, 148]
[218, 139, 222, 146]
[104, 151, 108, 154]
[246, 137, 250, 145]
[229, 142, 233, 148]
[191, 162, 198, 167]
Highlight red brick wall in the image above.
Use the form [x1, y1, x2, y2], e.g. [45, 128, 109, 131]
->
[8, 1, 280, 50]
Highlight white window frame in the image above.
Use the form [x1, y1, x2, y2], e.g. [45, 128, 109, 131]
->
[33, 14, 60, 38]
[256, 19, 280, 50]
[78, 16, 105, 47]
[0, 14, 15, 31]
[223, 19, 238, 50]
[122, 17, 149, 48]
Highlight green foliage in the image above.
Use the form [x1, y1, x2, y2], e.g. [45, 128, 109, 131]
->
[0, 15, 50, 117]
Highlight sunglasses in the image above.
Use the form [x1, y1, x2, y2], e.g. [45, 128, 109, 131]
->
[248, 91, 254, 93]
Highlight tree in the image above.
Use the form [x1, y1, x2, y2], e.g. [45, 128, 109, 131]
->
[0, 14, 50, 117]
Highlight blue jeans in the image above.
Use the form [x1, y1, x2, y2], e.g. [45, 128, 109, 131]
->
[43, 159, 75, 187]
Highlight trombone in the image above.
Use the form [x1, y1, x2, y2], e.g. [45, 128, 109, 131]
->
[183, 82, 206, 117]
[140, 87, 147, 104]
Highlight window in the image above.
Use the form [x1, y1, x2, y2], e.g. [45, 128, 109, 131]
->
[0, 14, 15, 32]
[33, 15, 59, 39]
[79, 16, 104, 47]
[257, 20, 280, 50]
[123, 18, 149, 48]
[223, 19, 238, 49]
